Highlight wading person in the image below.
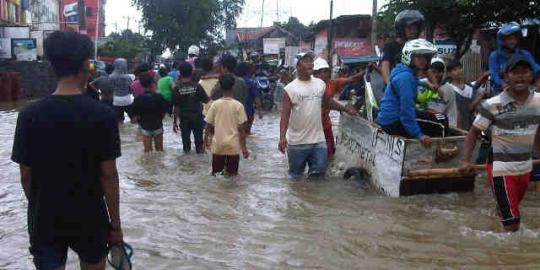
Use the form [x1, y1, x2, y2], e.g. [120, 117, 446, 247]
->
[11, 31, 123, 269]
[211, 54, 247, 107]
[313, 57, 363, 159]
[235, 61, 263, 134]
[204, 74, 249, 176]
[172, 62, 210, 153]
[461, 55, 540, 232]
[132, 72, 169, 152]
[109, 58, 134, 123]
[279, 52, 357, 179]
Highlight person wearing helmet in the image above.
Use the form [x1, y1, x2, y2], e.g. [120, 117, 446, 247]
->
[489, 22, 540, 96]
[186, 45, 200, 68]
[313, 57, 363, 159]
[378, 39, 448, 145]
[381, 9, 425, 84]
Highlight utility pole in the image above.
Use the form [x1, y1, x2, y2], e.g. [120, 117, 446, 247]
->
[276, 0, 279, 22]
[260, 0, 265, 27]
[94, 0, 100, 60]
[327, 0, 334, 66]
[371, 0, 378, 51]
[78, 0, 86, 34]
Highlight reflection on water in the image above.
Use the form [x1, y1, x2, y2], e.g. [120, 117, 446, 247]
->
[0, 104, 539, 269]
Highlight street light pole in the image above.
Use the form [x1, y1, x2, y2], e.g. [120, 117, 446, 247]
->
[371, 0, 378, 50]
[78, 0, 86, 34]
[94, 0, 100, 60]
[327, 0, 334, 66]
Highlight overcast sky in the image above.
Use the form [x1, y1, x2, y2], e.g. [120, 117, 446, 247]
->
[105, 0, 388, 35]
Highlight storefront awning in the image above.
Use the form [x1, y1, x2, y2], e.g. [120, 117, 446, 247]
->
[341, 55, 379, 64]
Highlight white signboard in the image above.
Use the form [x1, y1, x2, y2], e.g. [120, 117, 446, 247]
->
[314, 35, 327, 57]
[0, 26, 30, 39]
[0, 38, 11, 59]
[284, 46, 300, 67]
[263, 38, 285, 55]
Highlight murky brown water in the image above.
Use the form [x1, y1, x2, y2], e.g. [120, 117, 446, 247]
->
[1, 102, 540, 269]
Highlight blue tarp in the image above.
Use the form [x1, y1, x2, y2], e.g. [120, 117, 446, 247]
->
[341, 55, 379, 64]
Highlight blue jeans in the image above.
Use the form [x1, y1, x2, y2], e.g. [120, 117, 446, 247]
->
[287, 142, 328, 178]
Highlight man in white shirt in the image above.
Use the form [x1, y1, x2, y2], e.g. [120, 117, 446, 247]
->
[278, 52, 357, 178]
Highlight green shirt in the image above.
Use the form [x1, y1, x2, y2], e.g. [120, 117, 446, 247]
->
[211, 75, 247, 106]
[157, 76, 174, 101]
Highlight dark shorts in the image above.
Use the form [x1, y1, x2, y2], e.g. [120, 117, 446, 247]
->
[30, 232, 108, 269]
[531, 154, 540, 182]
[487, 164, 531, 226]
[212, 154, 240, 176]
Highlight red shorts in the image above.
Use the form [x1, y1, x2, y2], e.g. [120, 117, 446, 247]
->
[487, 164, 531, 226]
[323, 126, 335, 157]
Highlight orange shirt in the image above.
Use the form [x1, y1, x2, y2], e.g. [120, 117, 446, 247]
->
[322, 78, 348, 130]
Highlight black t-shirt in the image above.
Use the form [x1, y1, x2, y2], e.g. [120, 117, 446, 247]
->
[382, 40, 404, 69]
[11, 95, 121, 244]
[171, 81, 209, 116]
[132, 91, 169, 131]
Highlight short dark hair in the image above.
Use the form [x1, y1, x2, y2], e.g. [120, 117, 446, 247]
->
[235, 62, 253, 77]
[219, 74, 235, 91]
[446, 60, 463, 72]
[44, 31, 93, 78]
[179, 62, 193, 77]
[220, 54, 237, 72]
[139, 72, 154, 88]
[199, 57, 214, 73]
[158, 67, 168, 77]
[134, 63, 151, 77]
[105, 63, 114, 75]
[430, 62, 445, 73]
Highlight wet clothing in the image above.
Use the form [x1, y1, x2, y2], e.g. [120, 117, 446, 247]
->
[284, 78, 326, 145]
[287, 142, 328, 178]
[489, 48, 540, 96]
[487, 164, 530, 226]
[132, 91, 169, 131]
[109, 59, 133, 99]
[91, 76, 114, 102]
[211, 74, 247, 107]
[378, 64, 424, 138]
[212, 155, 240, 176]
[157, 76, 174, 101]
[204, 97, 247, 155]
[141, 127, 164, 137]
[172, 81, 209, 152]
[321, 78, 348, 156]
[381, 40, 404, 70]
[11, 95, 120, 267]
[474, 89, 540, 177]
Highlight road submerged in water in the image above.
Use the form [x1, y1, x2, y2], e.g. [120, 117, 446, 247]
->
[0, 104, 539, 269]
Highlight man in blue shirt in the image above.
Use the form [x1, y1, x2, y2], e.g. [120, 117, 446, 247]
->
[489, 23, 540, 96]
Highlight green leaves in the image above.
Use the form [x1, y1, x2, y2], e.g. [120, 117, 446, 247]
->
[131, 0, 245, 54]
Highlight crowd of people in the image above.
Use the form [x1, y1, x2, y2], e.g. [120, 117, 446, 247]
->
[8, 8, 540, 269]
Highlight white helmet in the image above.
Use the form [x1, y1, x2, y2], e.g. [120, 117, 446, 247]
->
[431, 57, 445, 65]
[401, 39, 437, 66]
[188, 45, 200, 56]
[313, 57, 330, 71]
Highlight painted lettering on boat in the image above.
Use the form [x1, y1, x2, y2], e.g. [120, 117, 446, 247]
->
[371, 129, 404, 162]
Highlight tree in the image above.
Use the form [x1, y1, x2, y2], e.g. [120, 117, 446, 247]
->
[280, 17, 311, 39]
[132, 0, 245, 54]
[378, 0, 540, 60]
[98, 30, 151, 60]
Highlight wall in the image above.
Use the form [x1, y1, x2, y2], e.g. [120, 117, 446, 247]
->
[0, 60, 56, 97]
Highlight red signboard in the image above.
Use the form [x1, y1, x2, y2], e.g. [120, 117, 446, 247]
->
[334, 38, 373, 56]
[60, 0, 104, 39]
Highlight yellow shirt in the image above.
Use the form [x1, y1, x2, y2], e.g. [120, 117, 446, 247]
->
[204, 97, 247, 155]
[199, 77, 218, 116]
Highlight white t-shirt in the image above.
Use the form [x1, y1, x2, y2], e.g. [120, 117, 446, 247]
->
[284, 77, 326, 145]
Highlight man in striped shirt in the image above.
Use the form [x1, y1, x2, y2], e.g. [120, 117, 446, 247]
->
[461, 55, 540, 232]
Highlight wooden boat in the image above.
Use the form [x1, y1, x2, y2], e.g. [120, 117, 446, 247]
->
[334, 114, 479, 197]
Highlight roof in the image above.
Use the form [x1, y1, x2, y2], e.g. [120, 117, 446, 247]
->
[225, 27, 272, 45]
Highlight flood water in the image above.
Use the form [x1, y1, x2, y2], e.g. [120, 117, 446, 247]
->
[1, 102, 540, 269]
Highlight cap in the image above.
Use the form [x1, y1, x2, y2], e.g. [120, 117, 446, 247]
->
[505, 55, 532, 73]
[313, 57, 330, 71]
[295, 51, 315, 66]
